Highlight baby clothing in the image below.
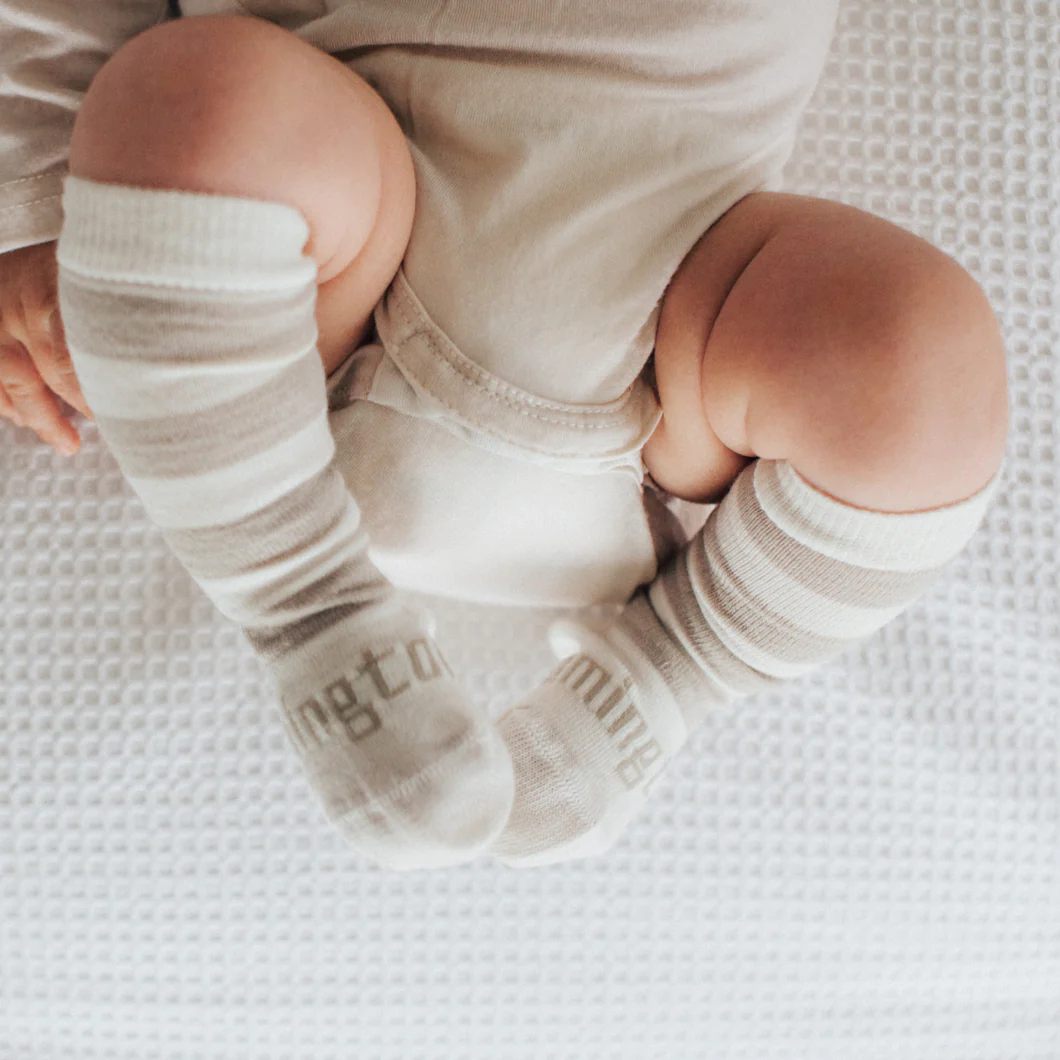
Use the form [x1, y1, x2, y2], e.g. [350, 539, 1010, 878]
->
[322, 275, 665, 607]
[493, 461, 1002, 865]
[4, 0, 1007, 868]
[55, 177, 517, 870]
[2, 0, 842, 608]
[311, 0, 843, 606]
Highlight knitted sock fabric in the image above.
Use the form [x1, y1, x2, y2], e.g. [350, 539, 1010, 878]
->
[492, 457, 1002, 867]
[56, 176, 514, 870]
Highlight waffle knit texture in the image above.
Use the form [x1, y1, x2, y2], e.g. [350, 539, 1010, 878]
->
[2, 0, 1056, 1053]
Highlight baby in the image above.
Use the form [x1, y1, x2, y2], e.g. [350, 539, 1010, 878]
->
[0, 1, 1008, 869]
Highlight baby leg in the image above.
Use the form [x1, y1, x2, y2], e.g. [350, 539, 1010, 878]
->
[58, 14, 513, 868]
[493, 192, 1008, 866]
[645, 191, 1008, 512]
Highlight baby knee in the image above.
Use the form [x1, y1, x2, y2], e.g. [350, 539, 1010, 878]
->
[69, 14, 389, 272]
[653, 192, 1010, 510]
[740, 205, 1009, 510]
[70, 16, 280, 185]
[875, 252, 1009, 497]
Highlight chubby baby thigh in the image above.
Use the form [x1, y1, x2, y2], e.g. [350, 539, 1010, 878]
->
[647, 191, 1008, 513]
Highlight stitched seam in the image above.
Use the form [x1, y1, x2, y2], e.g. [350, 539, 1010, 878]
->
[2, 173, 58, 190]
[396, 320, 620, 428]
[389, 308, 636, 459]
[0, 194, 62, 215]
[395, 270, 634, 416]
[386, 287, 654, 460]
[392, 272, 639, 423]
[397, 361, 618, 459]
[401, 329, 614, 434]
[390, 307, 648, 455]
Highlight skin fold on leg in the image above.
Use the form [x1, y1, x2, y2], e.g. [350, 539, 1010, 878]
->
[644, 192, 1009, 514]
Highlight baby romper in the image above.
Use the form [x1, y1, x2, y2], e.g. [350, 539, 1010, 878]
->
[11, 0, 1006, 867]
[269, 0, 843, 607]
[2, 0, 841, 608]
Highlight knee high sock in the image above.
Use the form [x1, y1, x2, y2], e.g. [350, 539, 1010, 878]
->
[492, 457, 1002, 867]
[56, 176, 514, 870]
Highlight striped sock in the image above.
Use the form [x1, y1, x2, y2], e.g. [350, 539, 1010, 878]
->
[492, 457, 1002, 867]
[56, 176, 513, 869]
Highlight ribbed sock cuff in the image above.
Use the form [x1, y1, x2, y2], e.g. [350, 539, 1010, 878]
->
[57, 175, 315, 290]
[756, 459, 1005, 571]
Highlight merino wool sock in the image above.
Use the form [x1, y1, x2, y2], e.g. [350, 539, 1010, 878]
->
[492, 457, 1002, 867]
[56, 176, 514, 870]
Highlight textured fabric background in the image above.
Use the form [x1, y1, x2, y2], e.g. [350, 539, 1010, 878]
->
[1, 1, 1058, 1057]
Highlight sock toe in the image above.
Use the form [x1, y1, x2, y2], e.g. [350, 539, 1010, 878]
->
[337, 721, 515, 870]
[491, 691, 631, 867]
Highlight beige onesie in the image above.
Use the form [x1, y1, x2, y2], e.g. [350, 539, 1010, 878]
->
[1, 0, 841, 607]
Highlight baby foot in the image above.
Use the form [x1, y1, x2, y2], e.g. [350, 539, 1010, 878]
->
[491, 593, 710, 867]
[262, 596, 516, 870]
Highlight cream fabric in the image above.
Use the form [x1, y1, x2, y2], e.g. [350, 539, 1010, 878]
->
[0, 0, 840, 607]
[492, 460, 1002, 866]
[3, 1, 1058, 1054]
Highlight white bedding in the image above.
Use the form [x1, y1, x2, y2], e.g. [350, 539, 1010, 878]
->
[1, 0, 1058, 1056]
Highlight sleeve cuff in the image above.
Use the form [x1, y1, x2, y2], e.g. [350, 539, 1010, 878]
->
[0, 167, 67, 255]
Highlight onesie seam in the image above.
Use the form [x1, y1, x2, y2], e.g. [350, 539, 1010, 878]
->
[411, 323, 618, 432]
[382, 283, 657, 465]
[397, 346, 628, 459]
[382, 292, 656, 463]
[391, 271, 641, 423]
[0, 194, 62, 215]
[2, 173, 56, 189]
[389, 308, 649, 463]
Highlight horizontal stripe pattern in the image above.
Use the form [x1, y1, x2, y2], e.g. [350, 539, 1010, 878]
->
[648, 549, 792, 695]
[612, 594, 733, 727]
[58, 180, 516, 868]
[685, 474, 915, 667]
[58, 284, 319, 420]
[194, 521, 378, 626]
[123, 417, 336, 531]
[95, 353, 326, 479]
[734, 470, 953, 609]
[54, 345, 300, 420]
[756, 459, 1000, 572]
[163, 468, 349, 580]
[57, 178, 391, 647]
[164, 471, 388, 629]
[244, 598, 392, 662]
[57, 277, 319, 363]
[648, 457, 994, 696]
[59, 175, 316, 293]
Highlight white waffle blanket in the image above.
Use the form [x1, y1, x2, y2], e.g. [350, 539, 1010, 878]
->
[1, 1, 1058, 1056]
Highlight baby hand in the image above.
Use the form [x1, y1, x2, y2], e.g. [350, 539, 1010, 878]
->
[0, 241, 94, 455]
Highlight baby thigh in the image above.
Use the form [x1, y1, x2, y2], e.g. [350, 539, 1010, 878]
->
[68, 13, 415, 377]
[647, 192, 1009, 512]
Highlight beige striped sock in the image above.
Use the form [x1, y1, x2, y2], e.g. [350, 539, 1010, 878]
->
[492, 457, 1002, 867]
[56, 176, 513, 869]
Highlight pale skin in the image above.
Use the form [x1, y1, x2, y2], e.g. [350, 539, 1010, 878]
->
[3, 14, 1009, 515]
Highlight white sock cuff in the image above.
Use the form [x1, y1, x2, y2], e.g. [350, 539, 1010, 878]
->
[756, 458, 1006, 572]
[57, 175, 316, 291]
